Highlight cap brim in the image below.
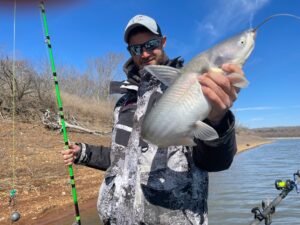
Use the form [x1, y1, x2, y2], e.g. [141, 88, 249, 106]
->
[124, 23, 159, 43]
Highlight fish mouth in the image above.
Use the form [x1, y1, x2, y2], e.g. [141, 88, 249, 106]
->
[245, 44, 255, 60]
[250, 29, 257, 39]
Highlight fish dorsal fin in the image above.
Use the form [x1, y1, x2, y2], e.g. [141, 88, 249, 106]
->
[193, 121, 219, 141]
[144, 65, 181, 86]
[210, 67, 249, 88]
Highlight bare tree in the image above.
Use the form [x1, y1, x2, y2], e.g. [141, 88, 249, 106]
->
[0, 56, 55, 119]
[0, 51, 123, 122]
[86, 52, 124, 101]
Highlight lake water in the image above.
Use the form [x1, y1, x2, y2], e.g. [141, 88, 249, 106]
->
[58, 139, 300, 225]
[208, 139, 300, 225]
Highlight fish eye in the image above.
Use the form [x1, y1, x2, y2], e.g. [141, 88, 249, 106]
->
[239, 37, 246, 47]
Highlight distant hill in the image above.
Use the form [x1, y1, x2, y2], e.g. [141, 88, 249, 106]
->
[252, 126, 300, 138]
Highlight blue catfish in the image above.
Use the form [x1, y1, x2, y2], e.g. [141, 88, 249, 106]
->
[141, 29, 256, 147]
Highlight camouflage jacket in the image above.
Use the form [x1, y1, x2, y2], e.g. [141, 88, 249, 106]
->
[76, 57, 237, 225]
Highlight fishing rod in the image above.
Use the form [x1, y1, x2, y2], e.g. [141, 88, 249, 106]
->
[249, 170, 300, 225]
[39, 2, 81, 225]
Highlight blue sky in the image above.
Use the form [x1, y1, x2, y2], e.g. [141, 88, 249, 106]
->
[0, 0, 299, 128]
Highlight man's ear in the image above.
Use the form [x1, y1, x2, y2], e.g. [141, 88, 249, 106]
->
[162, 36, 167, 48]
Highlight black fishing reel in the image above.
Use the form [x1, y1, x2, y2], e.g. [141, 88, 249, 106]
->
[250, 170, 300, 225]
[275, 170, 300, 192]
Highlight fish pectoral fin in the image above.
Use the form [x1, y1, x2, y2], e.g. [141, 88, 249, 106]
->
[193, 121, 219, 141]
[227, 72, 249, 88]
[143, 65, 181, 86]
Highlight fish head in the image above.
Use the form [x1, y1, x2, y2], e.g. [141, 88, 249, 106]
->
[213, 29, 256, 67]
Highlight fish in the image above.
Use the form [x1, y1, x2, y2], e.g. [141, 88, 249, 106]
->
[141, 29, 256, 147]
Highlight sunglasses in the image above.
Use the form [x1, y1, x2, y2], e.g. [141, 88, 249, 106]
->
[127, 38, 162, 56]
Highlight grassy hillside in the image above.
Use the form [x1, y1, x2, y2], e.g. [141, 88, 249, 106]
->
[252, 126, 300, 138]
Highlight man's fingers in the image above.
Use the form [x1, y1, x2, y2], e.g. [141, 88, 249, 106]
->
[62, 153, 75, 165]
[199, 74, 232, 107]
[222, 64, 244, 76]
[222, 64, 245, 94]
[201, 85, 228, 110]
[64, 158, 74, 166]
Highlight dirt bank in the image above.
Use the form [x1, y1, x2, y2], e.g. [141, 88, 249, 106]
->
[0, 120, 108, 225]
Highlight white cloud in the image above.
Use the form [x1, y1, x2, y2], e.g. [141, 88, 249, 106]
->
[197, 0, 270, 40]
[250, 117, 264, 121]
[233, 106, 281, 112]
[233, 105, 300, 112]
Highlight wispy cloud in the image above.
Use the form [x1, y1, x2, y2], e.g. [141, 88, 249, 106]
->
[250, 117, 264, 121]
[233, 106, 281, 112]
[196, 0, 270, 41]
[233, 105, 300, 112]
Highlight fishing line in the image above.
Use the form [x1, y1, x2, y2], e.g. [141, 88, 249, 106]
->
[9, 0, 21, 223]
[254, 13, 300, 31]
[11, 0, 16, 194]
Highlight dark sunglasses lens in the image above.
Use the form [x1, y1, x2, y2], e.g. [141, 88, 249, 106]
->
[129, 45, 141, 56]
[128, 38, 161, 56]
[144, 39, 160, 51]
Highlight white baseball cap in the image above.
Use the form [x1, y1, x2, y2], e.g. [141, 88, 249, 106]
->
[124, 15, 162, 43]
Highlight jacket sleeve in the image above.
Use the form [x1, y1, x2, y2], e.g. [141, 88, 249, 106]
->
[192, 111, 237, 172]
[74, 143, 111, 171]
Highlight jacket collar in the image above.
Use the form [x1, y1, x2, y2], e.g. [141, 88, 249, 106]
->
[110, 56, 184, 94]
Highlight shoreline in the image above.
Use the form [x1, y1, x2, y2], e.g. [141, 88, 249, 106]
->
[236, 139, 274, 154]
[32, 198, 98, 225]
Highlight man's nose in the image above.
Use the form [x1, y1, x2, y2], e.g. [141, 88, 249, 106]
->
[140, 47, 151, 58]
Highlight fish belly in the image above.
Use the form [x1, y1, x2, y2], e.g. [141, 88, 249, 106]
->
[141, 73, 211, 147]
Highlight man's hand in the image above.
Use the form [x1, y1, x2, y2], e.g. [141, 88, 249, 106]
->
[61, 143, 81, 166]
[198, 64, 244, 125]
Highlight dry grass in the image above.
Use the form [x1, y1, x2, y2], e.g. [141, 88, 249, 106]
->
[60, 91, 114, 131]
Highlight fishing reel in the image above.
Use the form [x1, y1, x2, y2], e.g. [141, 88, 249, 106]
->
[275, 170, 300, 192]
[250, 171, 300, 225]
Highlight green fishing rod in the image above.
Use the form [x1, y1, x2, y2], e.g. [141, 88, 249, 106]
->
[39, 1, 81, 225]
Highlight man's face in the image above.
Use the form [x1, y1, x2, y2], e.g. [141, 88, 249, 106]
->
[128, 32, 166, 69]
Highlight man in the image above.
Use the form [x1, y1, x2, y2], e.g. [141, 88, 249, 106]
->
[62, 15, 243, 225]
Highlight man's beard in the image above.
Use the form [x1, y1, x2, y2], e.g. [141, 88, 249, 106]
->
[156, 50, 168, 65]
[139, 50, 167, 70]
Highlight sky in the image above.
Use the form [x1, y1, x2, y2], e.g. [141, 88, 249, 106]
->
[0, 0, 299, 128]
